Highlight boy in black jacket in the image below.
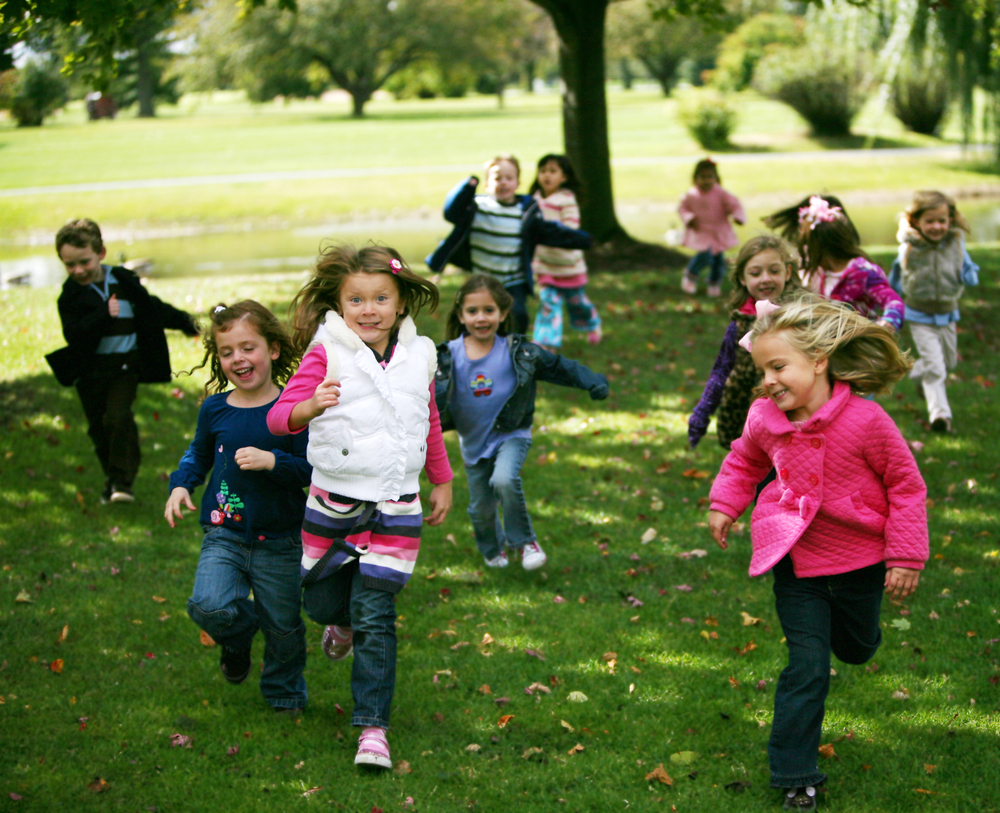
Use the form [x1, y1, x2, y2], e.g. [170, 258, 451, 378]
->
[47, 219, 199, 503]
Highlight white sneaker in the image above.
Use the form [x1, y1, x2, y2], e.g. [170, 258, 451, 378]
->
[484, 551, 509, 568]
[519, 541, 547, 571]
[681, 275, 697, 295]
[706, 284, 722, 298]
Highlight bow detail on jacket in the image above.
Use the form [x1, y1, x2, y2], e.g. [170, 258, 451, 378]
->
[738, 298, 782, 353]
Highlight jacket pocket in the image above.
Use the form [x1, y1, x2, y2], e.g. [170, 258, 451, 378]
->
[823, 493, 887, 535]
[310, 425, 353, 472]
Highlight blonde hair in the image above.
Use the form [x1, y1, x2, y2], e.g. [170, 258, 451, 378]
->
[749, 295, 912, 395]
[728, 234, 799, 310]
[904, 190, 970, 234]
[485, 153, 520, 178]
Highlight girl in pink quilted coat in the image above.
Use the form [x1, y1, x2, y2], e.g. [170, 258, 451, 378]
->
[708, 295, 928, 811]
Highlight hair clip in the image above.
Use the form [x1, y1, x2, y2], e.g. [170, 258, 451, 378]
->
[213, 305, 227, 314]
[389, 259, 402, 274]
[738, 299, 782, 353]
[797, 196, 842, 230]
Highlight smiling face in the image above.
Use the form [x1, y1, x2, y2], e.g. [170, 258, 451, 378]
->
[742, 248, 792, 303]
[536, 160, 567, 197]
[458, 289, 507, 351]
[487, 159, 520, 204]
[339, 271, 404, 355]
[914, 204, 951, 243]
[752, 330, 831, 422]
[694, 168, 718, 193]
[59, 243, 106, 286]
[216, 318, 279, 400]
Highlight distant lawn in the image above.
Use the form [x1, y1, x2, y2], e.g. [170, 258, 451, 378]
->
[1, 249, 998, 811]
[2, 87, 998, 241]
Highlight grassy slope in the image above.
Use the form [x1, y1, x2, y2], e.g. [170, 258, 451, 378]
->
[1, 249, 998, 811]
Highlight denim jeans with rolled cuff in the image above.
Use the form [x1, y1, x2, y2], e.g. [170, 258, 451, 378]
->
[768, 554, 885, 788]
[187, 525, 307, 710]
[303, 559, 396, 730]
[465, 436, 535, 561]
[685, 250, 726, 284]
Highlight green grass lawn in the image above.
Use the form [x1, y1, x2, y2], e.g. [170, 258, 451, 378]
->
[3, 88, 999, 242]
[1, 249, 998, 811]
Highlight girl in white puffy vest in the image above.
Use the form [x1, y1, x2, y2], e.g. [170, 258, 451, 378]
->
[267, 244, 453, 770]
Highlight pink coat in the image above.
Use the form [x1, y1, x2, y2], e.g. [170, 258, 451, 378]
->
[678, 184, 746, 253]
[709, 381, 928, 578]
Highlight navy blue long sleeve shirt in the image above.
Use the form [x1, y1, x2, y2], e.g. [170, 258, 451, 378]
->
[168, 391, 311, 542]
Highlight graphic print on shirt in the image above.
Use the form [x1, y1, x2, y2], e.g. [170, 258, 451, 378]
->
[210, 443, 245, 525]
[469, 373, 493, 397]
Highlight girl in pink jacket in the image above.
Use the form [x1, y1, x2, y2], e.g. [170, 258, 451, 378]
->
[708, 295, 928, 811]
[678, 158, 746, 297]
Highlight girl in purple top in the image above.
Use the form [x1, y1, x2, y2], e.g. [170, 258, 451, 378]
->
[795, 196, 905, 332]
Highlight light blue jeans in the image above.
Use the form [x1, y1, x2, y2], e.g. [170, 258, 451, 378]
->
[465, 436, 535, 560]
[686, 250, 726, 284]
[532, 285, 601, 349]
[188, 525, 307, 710]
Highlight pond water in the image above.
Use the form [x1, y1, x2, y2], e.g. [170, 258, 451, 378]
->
[4, 199, 1000, 291]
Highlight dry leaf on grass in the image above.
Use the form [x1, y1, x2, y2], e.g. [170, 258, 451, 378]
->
[199, 631, 216, 647]
[567, 743, 585, 755]
[498, 715, 514, 728]
[645, 764, 673, 785]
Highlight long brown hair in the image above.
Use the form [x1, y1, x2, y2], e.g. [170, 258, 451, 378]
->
[727, 234, 799, 310]
[184, 301, 298, 398]
[289, 243, 439, 355]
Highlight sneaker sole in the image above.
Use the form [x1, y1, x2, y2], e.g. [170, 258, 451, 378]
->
[522, 556, 547, 571]
[355, 752, 392, 769]
[323, 645, 353, 662]
[110, 492, 135, 503]
[221, 667, 251, 684]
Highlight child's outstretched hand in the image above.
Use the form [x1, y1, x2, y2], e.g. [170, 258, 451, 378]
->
[165, 486, 196, 528]
[108, 294, 120, 317]
[235, 446, 275, 471]
[885, 567, 920, 600]
[425, 481, 453, 526]
[708, 509, 734, 549]
[291, 379, 342, 429]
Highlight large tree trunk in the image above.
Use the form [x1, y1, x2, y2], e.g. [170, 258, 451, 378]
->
[135, 40, 156, 118]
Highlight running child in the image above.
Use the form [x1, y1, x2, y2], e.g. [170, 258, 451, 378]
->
[708, 295, 928, 810]
[267, 244, 453, 769]
[677, 157, 746, 297]
[762, 194, 860, 252]
[164, 301, 310, 714]
[890, 190, 980, 433]
[795, 196, 905, 332]
[425, 154, 593, 334]
[435, 274, 608, 571]
[48, 218, 199, 503]
[688, 234, 799, 449]
[528, 153, 602, 351]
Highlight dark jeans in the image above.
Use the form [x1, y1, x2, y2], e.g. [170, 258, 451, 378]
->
[303, 560, 396, 730]
[685, 250, 726, 284]
[75, 369, 140, 488]
[187, 525, 307, 709]
[508, 283, 529, 335]
[769, 555, 885, 788]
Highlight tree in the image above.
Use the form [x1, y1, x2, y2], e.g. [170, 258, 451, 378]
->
[0, 59, 68, 125]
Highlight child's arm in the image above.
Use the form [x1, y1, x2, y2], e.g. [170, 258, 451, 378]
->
[164, 401, 215, 527]
[888, 247, 905, 295]
[862, 408, 929, 587]
[442, 176, 479, 223]
[529, 211, 593, 251]
[689, 322, 741, 448]
[423, 383, 454, 526]
[267, 346, 340, 434]
[861, 264, 906, 332]
[533, 347, 609, 399]
[707, 422, 773, 545]
[58, 295, 114, 350]
[678, 191, 697, 229]
[722, 190, 747, 226]
[149, 295, 200, 336]
[961, 244, 980, 286]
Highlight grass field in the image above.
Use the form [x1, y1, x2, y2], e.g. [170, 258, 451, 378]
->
[3, 88, 1000, 243]
[1, 244, 998, 811]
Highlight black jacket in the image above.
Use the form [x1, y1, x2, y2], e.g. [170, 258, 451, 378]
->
[47, 265, 199, 386]
[435, 334, 609, 434]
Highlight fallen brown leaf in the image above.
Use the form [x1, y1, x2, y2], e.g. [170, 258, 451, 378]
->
[818, 743, 836, 759]
[645, 764, 673, 785]
[498, 714, 514, 728]
[567, 743, 585, 755]
[199, 631, 215, 647]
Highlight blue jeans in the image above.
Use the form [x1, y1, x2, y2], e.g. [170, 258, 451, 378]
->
[769, 555, 885, 788]
[532, 285, 601, 349]
[465, 436, 535, 560]
[302, 560, 396, 730]
[508, 283, 530, 335]
[188, 525, 307, 710]
[686, 250, 726, 284]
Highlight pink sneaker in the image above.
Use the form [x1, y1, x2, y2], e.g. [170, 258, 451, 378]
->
[321, 625, 353, 661]
[706, 284, 722, 298]
[520, 541, 547, 571]
[681, 274, 697, 295]
[355, 727, 392, 769]
[587, 326, 602, 345]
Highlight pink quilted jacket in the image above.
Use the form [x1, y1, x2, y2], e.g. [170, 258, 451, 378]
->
[709, 381, 928, 578]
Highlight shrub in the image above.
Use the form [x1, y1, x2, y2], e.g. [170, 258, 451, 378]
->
[677, 90, 738, 151]
[714, 13, 805, 92]
[754, 47, 862, 137]
[892, 56, 949, 136]
[2, 62, 68, 127]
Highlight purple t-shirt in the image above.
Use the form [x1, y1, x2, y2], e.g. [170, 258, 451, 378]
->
[448, 336, 532, 464]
